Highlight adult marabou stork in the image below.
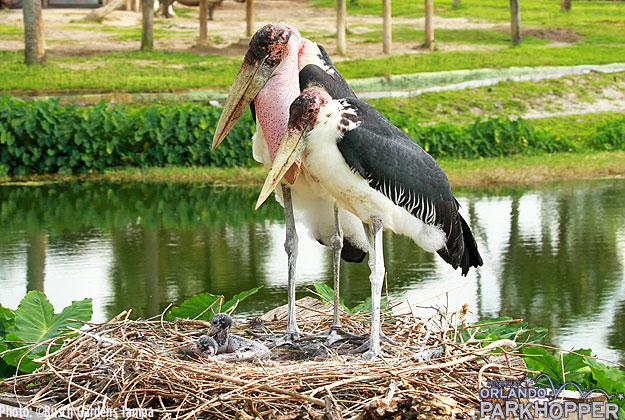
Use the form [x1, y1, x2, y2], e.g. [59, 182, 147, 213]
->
[257, 87, 484, 358]
[212, 23, 368, 343]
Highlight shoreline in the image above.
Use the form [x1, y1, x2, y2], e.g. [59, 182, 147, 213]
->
[2, 151, 624, 188]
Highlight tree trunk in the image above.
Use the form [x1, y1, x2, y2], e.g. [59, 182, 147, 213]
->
[22, 0, 45, 64]
[245, 0, 254, 37]
[199, 0, 208, 46]
[86, 0, 126, 20]
[141, 0, 154, 51]
[382, 0, 391, 54]
[424, 0, 434, 50]
[560, 0, 571, 12]
[509, 0, 521, 45]
[336, 0, 346, 55]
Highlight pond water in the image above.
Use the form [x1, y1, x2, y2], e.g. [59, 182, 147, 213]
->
[1, 178, 624, 364]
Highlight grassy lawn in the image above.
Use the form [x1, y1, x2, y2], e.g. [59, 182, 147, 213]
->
[0, 0, 623, 93]
[0, 50, 241, 92]
[368, 71, 625, 125]
[1, 44, 623, 93]
[334, 45, 624, 78]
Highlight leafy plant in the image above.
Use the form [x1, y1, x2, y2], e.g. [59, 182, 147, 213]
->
[461, 316, 625, 418]
[587, 117, 625, 151]
[522, 347, 625, 418]
[0, 291, 92, 378]
[166, 286, 262, 321]
[0, 95, 255, 175]
[459, 317, 547, 347]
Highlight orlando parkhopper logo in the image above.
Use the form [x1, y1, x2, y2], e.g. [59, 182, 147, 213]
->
[479, 374, 622, 419]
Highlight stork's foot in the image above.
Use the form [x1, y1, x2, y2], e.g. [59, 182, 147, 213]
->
[260, 329, 308, 349]
[300, 326, 366, 347]
[344, 332, 396, 357]
[275, 330, 300, 346]
[325, 327, 365, 347]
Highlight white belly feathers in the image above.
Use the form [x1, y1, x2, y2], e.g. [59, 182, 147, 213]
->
[302, 103, 447, 254]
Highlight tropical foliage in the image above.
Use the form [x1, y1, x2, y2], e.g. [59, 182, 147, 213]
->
[0, 95, 255, 175]
[462, 317, 625, 418]
[0, 291, 92, 377]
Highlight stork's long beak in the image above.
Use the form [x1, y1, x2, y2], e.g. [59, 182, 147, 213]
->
[212, 56, 273, 150]
[256, 126, 310, 209]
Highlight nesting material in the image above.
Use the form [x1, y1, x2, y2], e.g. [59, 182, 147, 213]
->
[0, 297, 529, 419]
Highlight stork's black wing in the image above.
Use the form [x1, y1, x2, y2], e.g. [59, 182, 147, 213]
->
[337, 98, 482, 274]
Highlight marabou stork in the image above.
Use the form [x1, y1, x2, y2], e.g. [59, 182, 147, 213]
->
[256, 87, 484, 358]
[211, 23, 368, 343]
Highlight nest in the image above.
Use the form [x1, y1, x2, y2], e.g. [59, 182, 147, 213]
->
[0, 297, 530, 419]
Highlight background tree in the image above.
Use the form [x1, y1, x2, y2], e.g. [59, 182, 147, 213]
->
[424, 0, 434, 50]
[510, 0, 521, 45]
[382, 0, 391, 54]
[199, 0, 208, 46]
[560, 0, 571, 12]
[337, 0, 346, 55]
[246, 0, 254, 37]
[141, 0, 154, 51]
[22, 0, 46, 64]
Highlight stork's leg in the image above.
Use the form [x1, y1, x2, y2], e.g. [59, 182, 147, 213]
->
[330, 202, 343, 330]
[363, 217, 385, 360]
[325, 202, 360, 346]
[282, 184, 300, 342]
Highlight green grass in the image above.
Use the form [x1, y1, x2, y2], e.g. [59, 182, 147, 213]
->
[368, 71, 624, 125]
[1, 0, 623, 93]
[0, 50, 240, 92]
[354, 25, 549, 46]
[335, 44, 625, 79]
[61, 23, 196, 41]
[2, 43, 623, 93]
[439, 150, 625, 187]
[0, 23, 22, 39]
[3, 151, 624, 188]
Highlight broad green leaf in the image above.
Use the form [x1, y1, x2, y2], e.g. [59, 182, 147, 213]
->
[8, 291, 92, 344]
[584, 358, 625, 417]
[352, 296, 388, 313]
[0, 342, 18, 379]
[460, 317, 547, 346]
[0, 304, 15, 339]
[222, 286, 262, 314]
[522, 346, 562, 383]
[167, 292, 223, 321]
[1, 332, 49, 372]
[313, 282, 349, 312]
[560, 349, 593, 387]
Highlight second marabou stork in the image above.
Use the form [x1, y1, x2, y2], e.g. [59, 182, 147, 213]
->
[256, 87, 484, 358]
[211, 23, 368, 343]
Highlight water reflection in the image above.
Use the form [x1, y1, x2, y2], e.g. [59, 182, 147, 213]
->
[0, 179, 623, 363]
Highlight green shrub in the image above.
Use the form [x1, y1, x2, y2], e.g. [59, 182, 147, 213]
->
[0, 95, 617, 176]
[0, 95, 255, 175]
[587, 117, 625, 151]
[396, 116, 576, 159]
